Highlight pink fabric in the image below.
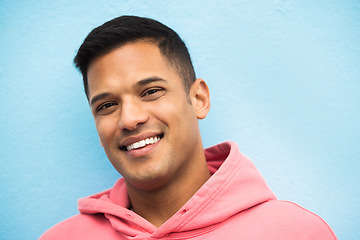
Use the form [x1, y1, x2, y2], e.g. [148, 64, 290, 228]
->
[40, 141, 337, 239]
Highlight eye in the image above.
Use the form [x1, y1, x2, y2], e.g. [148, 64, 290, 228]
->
[144, 89, 160, 96]
[141, 88, 165, 101]
[97, 102, 117, 113]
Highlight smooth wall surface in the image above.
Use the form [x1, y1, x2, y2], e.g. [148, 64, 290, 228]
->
[1, 1, 359, 239]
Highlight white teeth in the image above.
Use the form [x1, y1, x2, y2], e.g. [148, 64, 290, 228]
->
[139, 140, 146, 147]
[126, 136, 161, 151]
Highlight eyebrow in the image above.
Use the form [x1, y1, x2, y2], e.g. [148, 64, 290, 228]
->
[90, 92, 111, 106]
[90, 77, 168, 106]
[136, 77, 168, 87]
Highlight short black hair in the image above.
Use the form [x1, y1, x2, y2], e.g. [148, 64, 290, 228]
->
[73, 15, 196, 98]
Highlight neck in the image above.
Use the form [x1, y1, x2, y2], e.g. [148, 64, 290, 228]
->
[126, 155, 211, 228]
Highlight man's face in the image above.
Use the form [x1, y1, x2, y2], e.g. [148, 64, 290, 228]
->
[87, 41, 207, 190]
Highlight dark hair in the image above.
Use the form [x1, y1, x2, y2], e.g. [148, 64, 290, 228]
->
[73, 15, 196, 98]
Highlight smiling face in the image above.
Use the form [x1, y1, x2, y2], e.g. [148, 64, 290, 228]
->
[87, 41, 210, 190]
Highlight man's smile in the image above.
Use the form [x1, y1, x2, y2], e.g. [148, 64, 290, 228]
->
[120, 133, 164, 152]
[125, 135, 162, 151]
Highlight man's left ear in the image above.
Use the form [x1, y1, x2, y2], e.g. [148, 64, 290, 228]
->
[190, 78, 211, 119]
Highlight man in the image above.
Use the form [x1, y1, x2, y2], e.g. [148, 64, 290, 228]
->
[40, 16, 337, 239]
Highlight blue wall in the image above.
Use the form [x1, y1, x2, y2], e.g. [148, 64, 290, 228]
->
[1, 1, 359, 239]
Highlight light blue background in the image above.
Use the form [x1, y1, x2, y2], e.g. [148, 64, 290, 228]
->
[1, 1, 359, 239]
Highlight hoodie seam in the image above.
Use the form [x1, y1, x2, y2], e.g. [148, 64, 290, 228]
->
[268, 200, 338, 240]
[167, 214, 236, 239]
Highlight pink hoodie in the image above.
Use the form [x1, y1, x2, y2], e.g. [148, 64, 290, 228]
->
[40, 141, 337, 239]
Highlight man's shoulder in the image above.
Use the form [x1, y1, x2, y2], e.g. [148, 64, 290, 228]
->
[39, 213, 115, 239]
[260, 200, 330, 221]
[248, 200, 337, 239]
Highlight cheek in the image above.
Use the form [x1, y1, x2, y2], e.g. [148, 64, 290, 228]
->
[153, 98, 197, 133]
[95, 118, 118, 143]
[151, 100, 184, 125]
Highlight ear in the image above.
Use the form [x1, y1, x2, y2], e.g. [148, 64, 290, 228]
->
[99, 138, 104, 147]
[190, 78, 211, 119]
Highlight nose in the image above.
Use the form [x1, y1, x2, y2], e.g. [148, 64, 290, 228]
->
[118, 99, 149, 130]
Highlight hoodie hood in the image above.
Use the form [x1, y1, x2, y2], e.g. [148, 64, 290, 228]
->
[78, 141, 276, 239]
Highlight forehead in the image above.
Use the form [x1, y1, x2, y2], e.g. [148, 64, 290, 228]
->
[89, 41, 166, 72]
[86, 41, 183, 97]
